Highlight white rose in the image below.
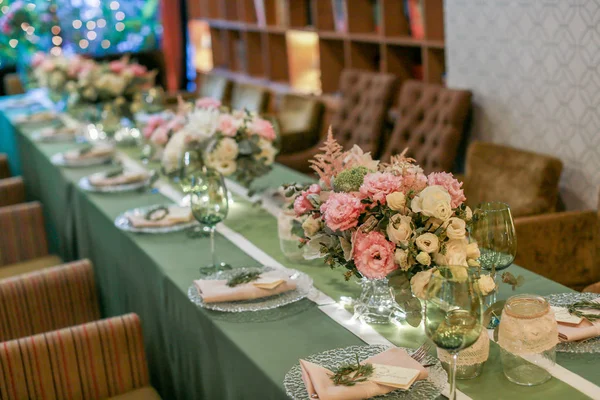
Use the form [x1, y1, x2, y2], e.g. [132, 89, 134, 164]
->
[386, 214, 412, 245]
[302, 215, 322, 237]
[213, 137, 239, 161]
[465, 206, 473, 221]
[466, 242, 480, 260]
[212, 159, 237, 176]
[444, 238, 469, 267]
[257, 139, 276, 165]
[416, 251, 431, 266]
[468, 259, 480, 267]
[161, 130, 187, 173]
[386, 192, 406, 211]
[445, 217, 466, 240]
[477, 274, 496, 296]
[411, 269, 435, 299]
[49, 71, 65, 90]
[411, 185, 453, 221]
[415, 233, 440, 253]
[394, 248, 410, 271]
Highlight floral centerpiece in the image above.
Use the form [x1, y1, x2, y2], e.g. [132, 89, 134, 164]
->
[285, 129, 498, 324]
[31, 53, 95, 95]
[160, 97, 278, 188]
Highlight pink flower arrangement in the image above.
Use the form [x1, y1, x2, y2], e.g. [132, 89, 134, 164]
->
[31, 52, 46, 68]
[359, 172, 403, 204]
[353, 230, 397, 279]
[293, 184, 321, 216]
[109, 60, 128, 74]
[217, 114, 242, 137]
[427, 172, 466, 208]
[248, 117, 276, 141]
[143, 116, 167, 139]
[196, 97, 222, 109]
[320, 192, 364, 231]
[150, 128, 169, 146]
[128, 64, 148, 77]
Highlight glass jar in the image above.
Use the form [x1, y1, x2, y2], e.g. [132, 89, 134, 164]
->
[354, 278, 396, 325]
[438, 329, 489, 379]
[498, 294, 558, 386]
[277, 210, 305, 262]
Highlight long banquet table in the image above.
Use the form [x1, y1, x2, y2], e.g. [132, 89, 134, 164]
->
[1, 95, 598, 400]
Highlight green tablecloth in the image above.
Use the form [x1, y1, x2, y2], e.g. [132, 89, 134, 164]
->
[1, 99, 597, 400]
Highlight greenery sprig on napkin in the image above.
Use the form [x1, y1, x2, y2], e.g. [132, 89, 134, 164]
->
[105, 167, 124, 178]
[330, 354, 374, 386]
[567, 301, 600, 322]
[226, 271, 261, 287]
[144, 206, 169, 221]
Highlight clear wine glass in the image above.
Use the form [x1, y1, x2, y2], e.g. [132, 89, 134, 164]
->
[424, 266, 483, 400]
[190, 168, 231, 274]
[470, 201, 517, 306]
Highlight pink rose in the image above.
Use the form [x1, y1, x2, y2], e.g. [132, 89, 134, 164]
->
[359, 172, 403, 204]
[150, 127, 169, 146]
[353, 230, 398, 279]
[293, 184, 321, 216]
[196, 97, 221, 109]
[41, 59, 55, 72]
[320, 192, 364, 231]
[128, 63, 148, 77]
[109, 60, 127, 74]
[248, 118, 276, 141]
[31, 52, 45, 67]
[217, 114, 242, 137]
[143, 116, 166, 139]
[427, 172, 466, 208]
[165, 116, 186, 133]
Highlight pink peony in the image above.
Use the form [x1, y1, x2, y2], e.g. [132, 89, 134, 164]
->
[128, 63, 148, 77]
[248, 117, 276, 141]
[150, 127, 169, 146]
[217, 114, 242, 136]
[353, 230, 398, 279]
[427, 172, 466, 208]
[41, 59, 55, 72]
[359, 172, 403, 204]
[293, 184, 321, 216]
[196, 97, 221, 109]
[109, 60, 128, 74]
[320, 192, 364, 231]
[143, 116, 166, 139]
[31, 52, 45, 68]
[165, 116, 185, 132]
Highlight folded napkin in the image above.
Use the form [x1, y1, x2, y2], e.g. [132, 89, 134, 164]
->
[127, 206, 193, 228]
[38, 126, 78, 138]
[14, 111, 57, 123]
[89, 171, 148, 187]
[300, 348, 428, 400]
[558, 320, 600, 342]
[194, 270, 297, 303]
[63, 145, 114, 161]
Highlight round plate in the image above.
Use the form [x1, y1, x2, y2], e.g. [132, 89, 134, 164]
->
[188, 266, 313, 312]
[546, 292, 600, 353]
[283, 345, 447, 400]
[51, 152, 114, 167]
[31, 131, 79, 143]
[114, 204, 198, 234]
[78, 173, 150, 193]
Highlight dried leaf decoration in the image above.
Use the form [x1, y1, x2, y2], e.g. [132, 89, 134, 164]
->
[309, 127, 345, 189]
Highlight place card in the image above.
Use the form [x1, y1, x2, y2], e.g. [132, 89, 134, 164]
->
[369, 364, 421, 390]
[551, 306, 583, 326]
[253, 278, 284, 290]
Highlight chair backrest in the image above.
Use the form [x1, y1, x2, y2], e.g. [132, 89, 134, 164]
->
[0, 259, 100, 342]
[381, 80, 472, 172]
[199, 72, 232, 104]
[3, 73, 24, 96]
[0, 202, 48, 266]
[0, 176, 25, 207]
[330, 69, 397, 157]
[230, 82, 270, 114]
[277, 93, 324, 154]
[464, 142, 563, 218]
[0, 154, 9, 179]
[0, 313, 150, 400]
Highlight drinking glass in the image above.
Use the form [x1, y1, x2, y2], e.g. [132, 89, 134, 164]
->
[424, 266, 483, 400]
[470, 201, 517, 306]
[190, 168, 231, 274]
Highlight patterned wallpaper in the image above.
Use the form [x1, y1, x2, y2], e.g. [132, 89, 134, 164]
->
[445, 0, 600, 210]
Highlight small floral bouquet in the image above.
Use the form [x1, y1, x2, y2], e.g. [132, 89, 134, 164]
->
[31, 53, 95, 94]
[286, 129, 499, 305]
[161, 97, 278, 188]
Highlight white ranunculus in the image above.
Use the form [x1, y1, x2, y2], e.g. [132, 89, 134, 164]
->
[183, 108, 221, 142]
[465, 206, 473, 221]
[466, 242, 480, 260]
[411, 185, 453, 221]
[212, 137, 239, 161]
[416, 251, 431, 266]
[444, 238, 469, 267]
[386, 214, 412, 245]
[411, 269, 435, 299]
[478, 274, 496, 296]
[208, 158, 237, 176]
[445, 217, 467, 240]
[302, 215, 322, 237]
[161, 130, 187, 174]
[256, 139, 276, 165]
[415, 233, 440, 253]
[386, 192, 406, 211]
[394, 248, 410, 271]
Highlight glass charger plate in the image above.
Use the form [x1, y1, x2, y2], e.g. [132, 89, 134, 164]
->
[283, 345, 446, 400]
[187, 266, 313, 312]
[31, 131, 79, 143]
[79, 174, 151, 193]
[114, 204, 199, 234]
[546, 292, 600, 353]
[51, 152, 114, 168]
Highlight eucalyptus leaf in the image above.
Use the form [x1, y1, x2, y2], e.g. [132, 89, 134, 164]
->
[238, 139, 260, 155]
[483, 300, 505, 328]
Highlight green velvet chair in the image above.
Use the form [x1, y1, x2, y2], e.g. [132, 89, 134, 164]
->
[276, 94, 324, 155]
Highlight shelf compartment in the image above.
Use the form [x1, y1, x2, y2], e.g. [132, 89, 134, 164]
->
[209, 28, 227, 68]
[224, 0, 240, 21]
[312, 0, 334, 31]
[204, 0, 222, 19]
[288, 0, 313, 28]
[318, 38, 345, 94]
[349, 40, 382, 72]
[384, 44, 422, 82]
[424, 0, 444, 41]
[244, 31, 266, 78]
[225, 30, 245, 73]
[424, 48, 445, 84]
[381, 0, 410, 37]
[346, 0, 381, 34]
[266, 33, 290, 82]
[239, 0, 258, 23]
[286, 30, 320, 93]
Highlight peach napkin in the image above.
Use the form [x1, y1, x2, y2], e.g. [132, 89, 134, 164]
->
[300, 348, 428, 400]
[127, 206, 193, 228]
[14, 111, 57, 124]
[89, 171, 148, 187]
[194, 270, 297, 303]
[558, 320, 600, 342]
[38, 126, 78, 138]
[64, 145, 114, 161]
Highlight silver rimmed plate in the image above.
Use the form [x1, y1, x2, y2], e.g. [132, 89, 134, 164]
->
[283, 345, 446, 400]
[13, 111, 59, 125]
[188, 266, 313, 312]
[114, 204, 198, 234]
[79, 171, 153, 193]
[51, 149, 114, 167]
[31, 127, 82, 143]
[546, 292, 600, 353]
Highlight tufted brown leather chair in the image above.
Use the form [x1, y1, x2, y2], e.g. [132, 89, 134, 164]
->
[0, 154, 10, 179]
[277, 69, 397, 173]
[0, 177, 25, 207]
[381, 80, 472, 172]
[230, 82, 271, 114]
[277, 94, 324, 154]
[3, 73, 24, 95]
[462, 142, 563, 218]
[199, 72, 232, 104]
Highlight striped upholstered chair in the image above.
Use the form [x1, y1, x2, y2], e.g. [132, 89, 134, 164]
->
[0, 153, 10, 179]
[0, 176, 25, 207]
[0, 201, 62, 279]
[0, 313, 162, 400]
[0, 259, 100, 342]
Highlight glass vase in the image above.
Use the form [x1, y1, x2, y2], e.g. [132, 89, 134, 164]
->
[277, 210, 305, 262]
[354, 278, 396, 324]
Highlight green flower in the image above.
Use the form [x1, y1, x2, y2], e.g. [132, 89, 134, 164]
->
[333, 166, 369, 192]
